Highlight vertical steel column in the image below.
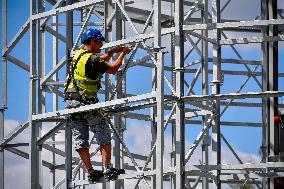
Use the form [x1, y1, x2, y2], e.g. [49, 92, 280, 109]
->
[156, 51, 164, 189]
[37, 0, 45, 187]
[51, 13, 59, 187]
[201, 0, 209, 188]
[154, 0, 163, 188]
[65, 0, 73, 188]
[211, 0, 222, 188]
[114, 71, 123, 189]
[174, 0, 185, 188]
[170, 6, 176, 188]
[170, 123, 176, 189]
[114, 1, 124, 188]
[80, 8, 87, 189]
[0, 0, 7, 189]
[151, 1, 157, 187]
[104, 2, 112, 189]
[267, 0, 278, 188]
[29, 0, 40, 188]
[261, 0, 268, 188]
[151, 70, 157, 189]
[104, 0, 113, 102]
[267, 0, 279, 157]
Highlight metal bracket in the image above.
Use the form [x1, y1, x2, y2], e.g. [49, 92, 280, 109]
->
[177, 97, 184, 106]
[136, 172, 145, 179]
[149, 46, 167, 53]
[210, 79, 223, 86]
[68, 179, 75, 188]
[173, 67, 185, 73]
[29, 74, 38, 80]
[0, 105, 8, 111]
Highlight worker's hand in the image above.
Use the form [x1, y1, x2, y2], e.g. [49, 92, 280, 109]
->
[122, 47, 132, 54]
[110, 46, 125, 54]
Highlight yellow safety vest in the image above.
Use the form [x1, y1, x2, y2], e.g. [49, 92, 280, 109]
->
[64, 49, 102, 98]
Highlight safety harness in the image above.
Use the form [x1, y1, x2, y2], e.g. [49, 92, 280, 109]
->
[64, 51, 100, 104]
[64, 51, 87, 96]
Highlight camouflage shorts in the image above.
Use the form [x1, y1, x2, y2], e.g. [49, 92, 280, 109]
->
[65, 99, 111, 150]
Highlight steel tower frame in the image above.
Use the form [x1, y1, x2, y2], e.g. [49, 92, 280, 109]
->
[1, 0, 284, 189]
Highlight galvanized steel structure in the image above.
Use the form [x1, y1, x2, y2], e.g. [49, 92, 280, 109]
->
[1, 0, 284, 188]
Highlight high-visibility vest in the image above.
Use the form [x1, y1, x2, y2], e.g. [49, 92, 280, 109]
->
[64, 49, 102, 98]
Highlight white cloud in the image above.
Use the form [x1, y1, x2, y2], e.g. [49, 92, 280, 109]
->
[4, 151, 29, 189]
[4, 119, 21, 134]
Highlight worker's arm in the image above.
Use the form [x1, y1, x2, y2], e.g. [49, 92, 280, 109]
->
[107, 47, 131, 75]
[100, 46, 125, 61]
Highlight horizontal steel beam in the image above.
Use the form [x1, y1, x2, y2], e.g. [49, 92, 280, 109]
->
[48, 21, 104, 26]
[31, 0, 105, 21]
[183, 19, 284, 31]
[182, 91, 284, 102]
[220, 35, 284, 45]
[128, 60, 284, 77]
[32, 92, 156, 121]
[207, 58, 261, 65]
[186, 162, 284, 171]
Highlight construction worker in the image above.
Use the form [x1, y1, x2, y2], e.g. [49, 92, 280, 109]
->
[64, 28, 131, 182]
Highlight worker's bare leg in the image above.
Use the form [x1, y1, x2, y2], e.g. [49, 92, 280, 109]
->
[77, 147, 92, 171]
[100, 143, 111, 167]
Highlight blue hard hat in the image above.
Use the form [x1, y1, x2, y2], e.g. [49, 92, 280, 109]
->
[81, 28, 105, 44]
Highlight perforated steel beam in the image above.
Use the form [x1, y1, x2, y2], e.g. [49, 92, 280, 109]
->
[0, 0, 7, 188]
[29, 0, 40, 188]
[174, 0, 185, 188]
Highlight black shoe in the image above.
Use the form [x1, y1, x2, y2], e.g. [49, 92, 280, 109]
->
[88, 169, 104, 183]
[104, 168, 125, 181]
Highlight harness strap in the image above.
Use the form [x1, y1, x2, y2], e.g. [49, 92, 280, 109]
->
[78, 90, 98, 96]
[65, 88, 77, 93]
[65, 87, 97, 96]
[75, 79, 101, 85]
[64, 51, 88, 95]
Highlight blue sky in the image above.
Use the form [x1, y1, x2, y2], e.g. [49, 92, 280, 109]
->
[1, 0, 284, 188]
